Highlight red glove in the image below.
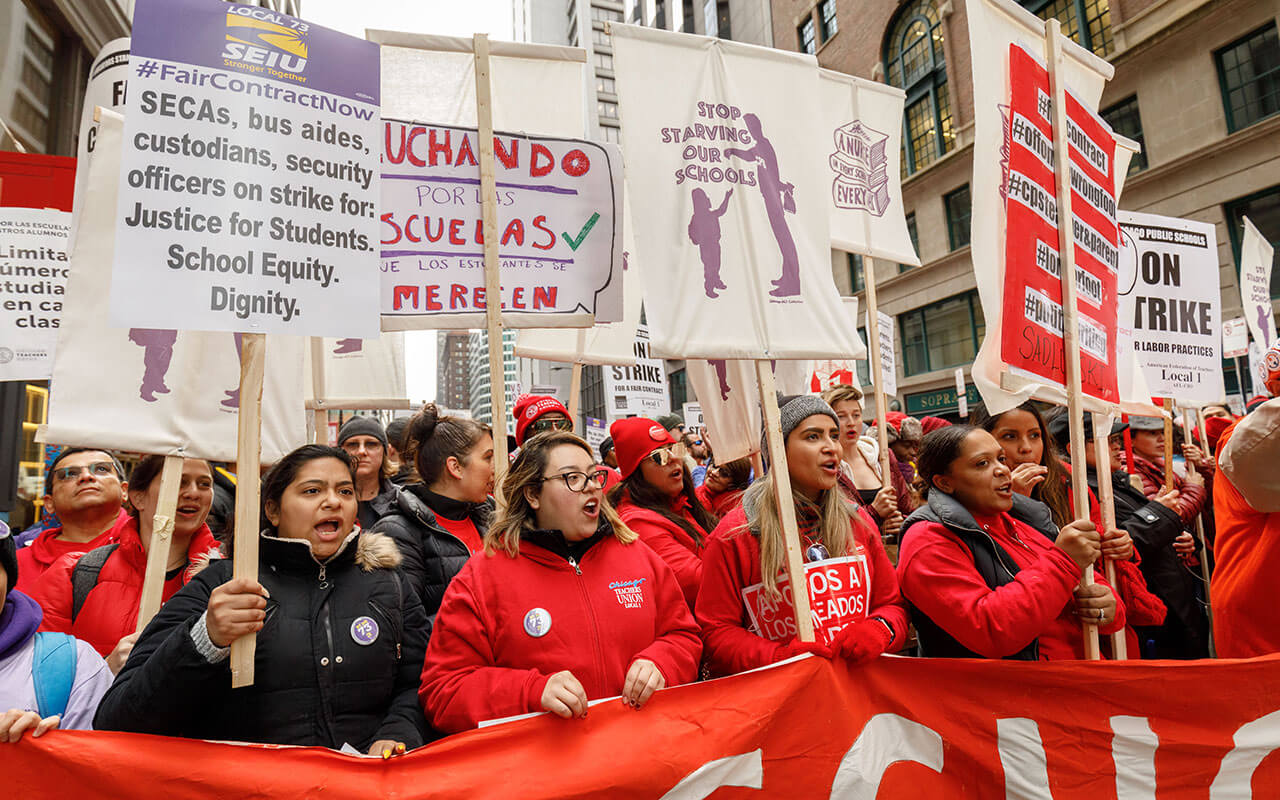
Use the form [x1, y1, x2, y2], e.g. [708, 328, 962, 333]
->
[776, 636, 833, 662]
[833, 619, 894, 664]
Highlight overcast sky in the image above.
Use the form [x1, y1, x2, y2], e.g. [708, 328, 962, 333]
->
[300, 0, 514, 405]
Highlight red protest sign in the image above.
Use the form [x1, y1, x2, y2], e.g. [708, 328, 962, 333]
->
[1000, 43, 1119, 403]
[741, 556, 871, 646]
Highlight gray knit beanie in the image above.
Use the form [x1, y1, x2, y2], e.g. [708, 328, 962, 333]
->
[337, 416, 388, 449]
[759, 393, 840, 467]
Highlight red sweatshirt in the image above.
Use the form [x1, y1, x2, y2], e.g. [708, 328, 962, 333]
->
[29, 517, 219, 656]
[615, 494, 708, 609]
[14, 509, 131, 594]
[419, 532, 702, 733]
[696, 505, 908, 677]
[696, 484, 744, 519]
[897, 511, 1127, 660]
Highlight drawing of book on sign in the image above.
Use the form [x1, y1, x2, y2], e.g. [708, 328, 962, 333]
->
[828, 120, 890, 217]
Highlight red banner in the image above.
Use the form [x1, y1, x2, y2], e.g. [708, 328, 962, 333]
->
[12, 654, 1280, 798]
[1001, 43, 1119, 403]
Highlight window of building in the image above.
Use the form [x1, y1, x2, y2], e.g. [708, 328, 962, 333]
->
[1225, 186, 1280, 298]
[900, 291, 986, 375]
[598, 100, 618, 119]
[1019, 0, 1113, 56]
[593, 28, 611, 47]
[799, 16, 816, 54]
[856, 326, 871, 388]
[601, 124, 621, 143]
[594, 52, 614, 71]
[848, 252, 864, 293]
[668, 368, 688, 411]
[683, 0, 697, 33]
[884, 0, 954, 176]
[704, 0, 730, 38]
[820, 0, 839, 42]
[1216, 24, 1280, 133]
[1100, 96, 1148, 174]
[899, 212, 920, 271]
[581, 365, 606, 423]
[945, 185, 972, 250]
[596, 76, 616, 96]
[592, 6, 623, 22]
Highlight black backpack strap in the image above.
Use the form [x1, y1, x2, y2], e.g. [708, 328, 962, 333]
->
[71, 543, 120, 622]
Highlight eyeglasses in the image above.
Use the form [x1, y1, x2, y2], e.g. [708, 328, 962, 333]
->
[647, 447, 679, 467]
[51, 461, 118, 483]
[537, 468, 610, 493]
[529, 418, 574, 435]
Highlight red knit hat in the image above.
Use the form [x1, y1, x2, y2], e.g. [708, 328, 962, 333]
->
[919, 416, 952, 435]
[1204, 415, 1232, 456]
[610, 417, 677, 478]
[513, 394, 572, 446]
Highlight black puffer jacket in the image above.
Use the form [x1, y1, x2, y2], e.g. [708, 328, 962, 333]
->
[94, 531, 430, 751]
[1087, 467, 1208, 658]
[357, 478, 400, 531]
[370, 485, 491, 622]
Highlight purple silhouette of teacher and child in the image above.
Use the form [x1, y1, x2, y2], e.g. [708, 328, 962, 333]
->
[687, 113, 800, 300]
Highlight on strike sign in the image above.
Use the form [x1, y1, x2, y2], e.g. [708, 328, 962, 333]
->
[742, 556, 870, 646]
[1000, 43, 1119, 403]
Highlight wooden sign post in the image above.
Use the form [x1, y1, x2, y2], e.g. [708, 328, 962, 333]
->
[1163, 398, 1176, 492]
[309, 338, 327, 444]
[134, 454, 184, 633]
[1045, 19, 1100, 660]
[1089, 412, 1127, 659]
[861, 257, 893, 485]
[474, 34, 508, 483]
[1183, 406, 1215, 654]
[568, 362, 584, 422]
[230, 332, 266, 688]
[755, 360, 815, 643]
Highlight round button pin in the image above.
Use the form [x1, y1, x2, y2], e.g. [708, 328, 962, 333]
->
[523, 607, 552, 638]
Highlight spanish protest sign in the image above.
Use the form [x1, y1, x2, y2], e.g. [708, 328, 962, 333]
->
[108, 0, 381, 338]
[0, 208, 69, 380]
[742, 556, 871, 647]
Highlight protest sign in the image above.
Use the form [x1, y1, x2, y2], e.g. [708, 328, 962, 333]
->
[682, 402, 704, 432]
[583, 417, 608, 458]
[0, 209, 69, 380]
[686, 358, 761, 463]
[72, 38, 130, 236]
[741, 556, 870, 647]
[1119, 211, 1223, 405]
[602, 323, 669, 416]
[1224, 316, 1249, 359]
[304, 332, 406, 404]
[108, 0, 381, 338]
[379, 121, 622, 329]
[956, 368, 969, 418]
[998, 43, 1119, 404]
[611, 24, 861, 360]
[819, 70, 919, 266]
[1240, 215, 1276, 349]
[869, 308, 897, 397]
[45, 110, 305, 463]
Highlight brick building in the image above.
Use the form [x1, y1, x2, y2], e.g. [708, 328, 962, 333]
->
[772, 0, 1280, 415]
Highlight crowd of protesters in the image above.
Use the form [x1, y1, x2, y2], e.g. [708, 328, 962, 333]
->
[1, 351, 1273, 750]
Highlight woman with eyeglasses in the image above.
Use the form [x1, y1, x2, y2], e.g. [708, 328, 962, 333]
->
[607, 418, 719, 609]
[419, 431, 701, 732]
[697, 395, 908, 677]
[370, 404, 494, 622]
[696, 457, 753, 518]
[30, 456, 220, 672]
[512, 394, 575, 449]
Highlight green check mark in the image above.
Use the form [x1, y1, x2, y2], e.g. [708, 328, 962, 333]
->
[562, 212, 601, 251]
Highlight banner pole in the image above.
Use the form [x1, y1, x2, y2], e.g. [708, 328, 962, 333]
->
[862, 257, 892, 482]
[474, 33, 508, 478]
[754, 360, 815, 643]
[1090, 412, 1126, 659]
[569, 362, 583, 423]
[1045, 18, 1100, 660]
[134, 454, 184, 633]
[309, 337, 326, 444]
[1162, 398, 1175, 492]
[1184, 406, 1215, 655]
[230, 332, 266, 688]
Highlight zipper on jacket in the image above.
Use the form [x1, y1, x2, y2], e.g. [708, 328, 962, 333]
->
[317, 563, 328, 589]
[567, 556, 582, 575]
[565, 553, 607, 689]
[978, 530, 1018, 581]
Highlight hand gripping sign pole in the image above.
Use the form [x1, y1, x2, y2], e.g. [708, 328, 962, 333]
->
[1046, 19, 1101, 660]
[230, 333, 266, 688]
[1183, 406, 1215, 653]
[755, 361, 816, 643]
[134, 455, 184, 633]
[474, 34, 509, 479]
[1090, 412, 1127, 658]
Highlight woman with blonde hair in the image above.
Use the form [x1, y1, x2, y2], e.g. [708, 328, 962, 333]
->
[697, 394, 909, 676]
[419, 431, 701, 733]
[821, 384, 915, 534]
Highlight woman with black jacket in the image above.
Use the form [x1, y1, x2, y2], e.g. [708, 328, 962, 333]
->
[370, 404, 494, 621]
[94, 445, 429, 756]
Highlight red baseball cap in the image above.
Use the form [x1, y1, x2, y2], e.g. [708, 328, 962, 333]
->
[609, 417, 677, 478]
[513, 394, 572, 446]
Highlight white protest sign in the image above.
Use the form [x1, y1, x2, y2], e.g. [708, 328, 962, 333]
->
[583, 417, 608, 458]
[72, 38, 130, 238]
[46, 110, 305, 462]
[819, 70, 919, 266]
[807, 295, 867, 392]
[602, 323, 669, 416]
[108, 0, 381, 338]
[1248, 340, 1268, 397]
[683, 402, 704, 432]
[868, 309, 897, 397]
[686, 358, 761, 463]
[611, 24, 861, 359]
[1223, 317, 1249, 359]
[956, 368, 969, 418]
[379, 121, 622, 329]
[0, 209, 70, 380]
[741, 556, 870, 646]
[1119, 211, 1223, 405]
[1240, 215, 1276, 349]
[305, 332, 407, 402]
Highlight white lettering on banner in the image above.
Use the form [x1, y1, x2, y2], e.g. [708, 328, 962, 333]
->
[1022, 287, 1108, 361]
[659, 751, 764, 799]
[1067, 116, 1110, 175]
[1111, 716, 1158, 800]
[1069, 163, 1117, 223]
[830, 715, 946, 799]
[1210, 709, 1280, 798]
[1010, 111, 1054, 171]
[997, 719, 1054, 799]
[1073, 216, 1119, 272]
[1034, 240, 1103, 309]
[1006, 170, 1058, 227]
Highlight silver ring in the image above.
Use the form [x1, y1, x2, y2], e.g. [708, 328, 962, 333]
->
[1097, 608, 1104, 621]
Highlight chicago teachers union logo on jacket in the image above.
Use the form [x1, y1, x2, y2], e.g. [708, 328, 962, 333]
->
[222, 5, 309, 79]
[609, 578, 647, 609]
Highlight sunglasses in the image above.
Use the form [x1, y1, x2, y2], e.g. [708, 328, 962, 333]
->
[52, 461, 118, 483]
[537, 468, 610, 493]
[647, 447, 679, 467]
[530, 418, 574, 435]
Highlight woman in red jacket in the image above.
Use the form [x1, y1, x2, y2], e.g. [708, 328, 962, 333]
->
[696, 394, 908, 677]
[897, 425, 1126, 660]
[419, 431, 702, 733]
[696, 457, 752, 518]
[607, 417, 719, 608]
[30, 456, 218, 671]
